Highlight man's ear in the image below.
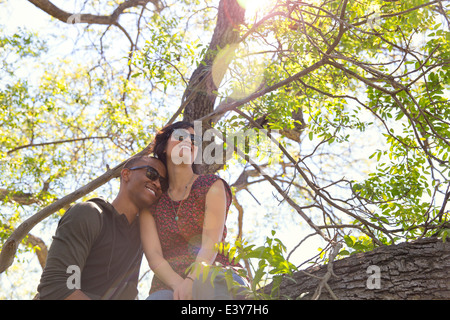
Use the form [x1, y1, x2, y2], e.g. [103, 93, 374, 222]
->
[121, 168, 131, 183]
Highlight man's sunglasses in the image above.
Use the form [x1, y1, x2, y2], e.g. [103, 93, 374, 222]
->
[128, 165, 169, 192]
[171, 129, 202, 146]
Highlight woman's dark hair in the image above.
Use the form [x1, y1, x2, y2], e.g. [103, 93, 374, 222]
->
[151, 121, 195, 165]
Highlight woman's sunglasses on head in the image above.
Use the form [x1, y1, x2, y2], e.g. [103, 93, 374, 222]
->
[128, 165, 169, 192]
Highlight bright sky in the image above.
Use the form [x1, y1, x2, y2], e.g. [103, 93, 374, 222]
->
[1, 0, 50, 31]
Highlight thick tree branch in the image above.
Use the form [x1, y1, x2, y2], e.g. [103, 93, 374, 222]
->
[0, 189, 39, 206]
[272, 238, 450, 300]
[7, 136, 109, 155]
[24, 234, 48, 270]
[27, 0, 161, 25]
[199, 58, 328, 123]
[1, 224, 48, 270]
[0, 179, 50, 206]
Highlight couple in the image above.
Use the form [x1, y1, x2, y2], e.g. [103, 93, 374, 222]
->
[36, 121, 247, 300]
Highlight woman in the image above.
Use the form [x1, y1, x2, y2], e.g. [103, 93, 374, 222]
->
[140, 121, 246, 300]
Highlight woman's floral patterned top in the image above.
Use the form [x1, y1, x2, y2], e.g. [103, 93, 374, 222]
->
[149, 174, 241, 294]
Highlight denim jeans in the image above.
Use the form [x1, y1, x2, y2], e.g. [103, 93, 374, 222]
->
[146, 271, 247, 300]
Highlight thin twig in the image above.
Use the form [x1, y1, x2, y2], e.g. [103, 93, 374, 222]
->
[311, 242, 342, 300]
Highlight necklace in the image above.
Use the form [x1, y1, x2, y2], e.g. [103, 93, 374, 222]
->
[168, 174, 196, 222]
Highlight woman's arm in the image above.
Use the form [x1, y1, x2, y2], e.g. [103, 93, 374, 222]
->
[174, 179, 228, 299]
[140, 209, 184, 292]
[192, 179, 227, 272]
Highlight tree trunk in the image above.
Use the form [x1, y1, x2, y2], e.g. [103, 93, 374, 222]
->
[182, 0, 244, 124]
[275, 238, 450, 300]
[181, 0, 245, 175]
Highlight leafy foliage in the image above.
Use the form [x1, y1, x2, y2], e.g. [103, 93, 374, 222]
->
[212, 230, 297, 299]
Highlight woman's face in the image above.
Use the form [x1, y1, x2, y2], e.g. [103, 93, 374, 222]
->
[165, 127, 200, 166]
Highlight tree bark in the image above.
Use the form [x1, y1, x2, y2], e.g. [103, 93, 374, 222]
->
[180, 0, 245, 174]
[275, 238, 450, 300]
[27, 0, 161, 25]
[24, 234, 48, 270]
[182, 0, 245, 124]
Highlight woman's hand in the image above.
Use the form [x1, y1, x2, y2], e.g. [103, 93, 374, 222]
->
[173, 278, 194, 300]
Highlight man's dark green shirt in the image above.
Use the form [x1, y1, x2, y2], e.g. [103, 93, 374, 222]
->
[37, 198, 143, 300]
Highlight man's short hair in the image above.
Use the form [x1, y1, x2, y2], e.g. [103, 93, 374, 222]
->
[123, 155, 156, 170]
[120, 155, 161, 181]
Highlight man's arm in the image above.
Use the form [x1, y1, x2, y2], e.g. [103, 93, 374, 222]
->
[64, 290, 92, 300]
[37, 202, 102, 300]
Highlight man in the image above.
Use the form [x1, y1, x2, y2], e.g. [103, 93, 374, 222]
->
[36, 155, 167, 300]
